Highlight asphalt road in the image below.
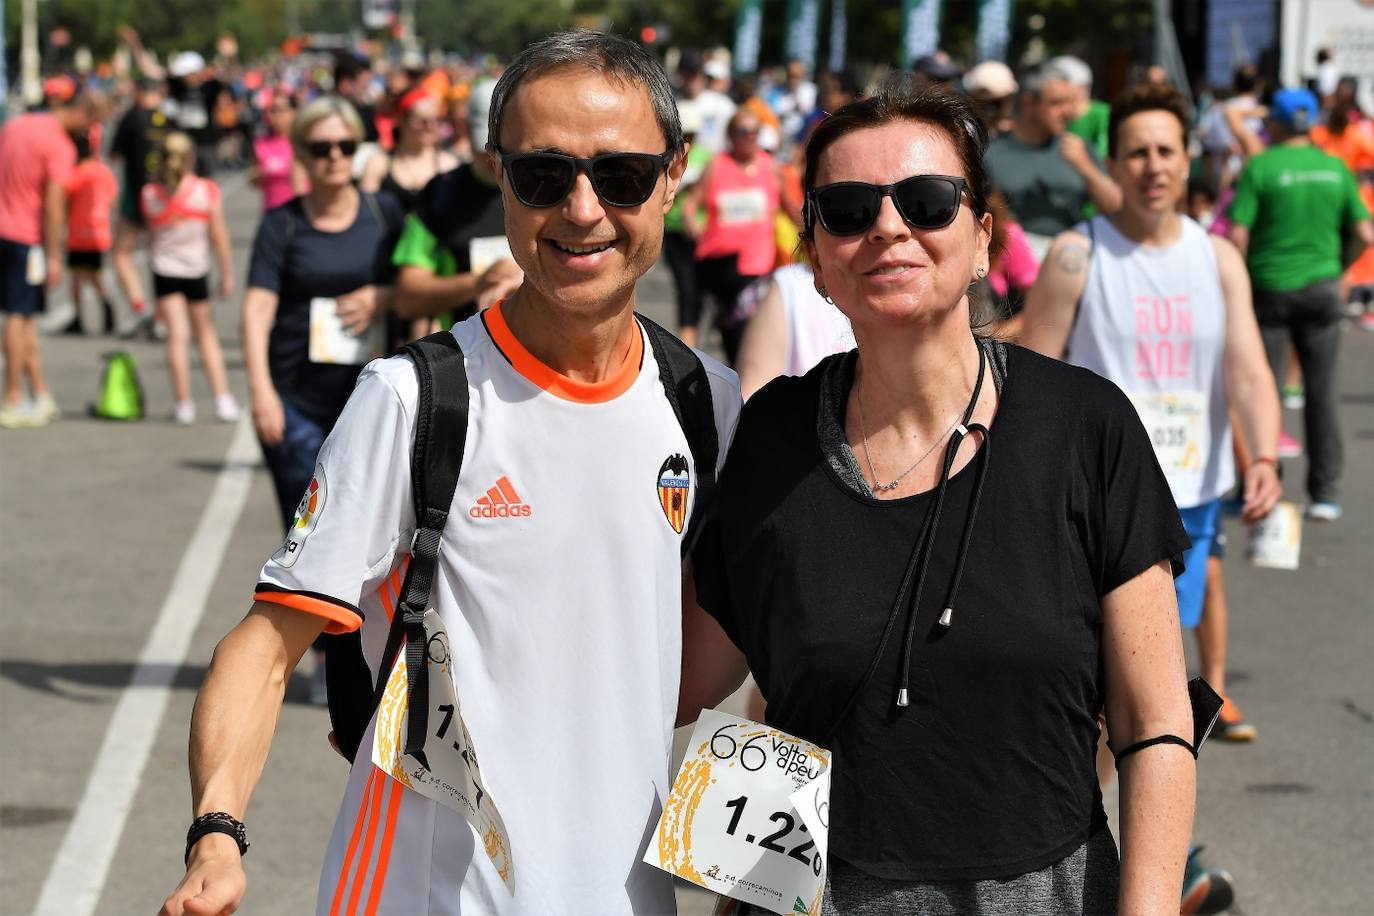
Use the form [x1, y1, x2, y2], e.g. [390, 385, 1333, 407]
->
[1, 172, 1370, 915]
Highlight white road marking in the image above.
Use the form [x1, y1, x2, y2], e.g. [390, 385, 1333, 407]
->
[31, 417, 260, 916]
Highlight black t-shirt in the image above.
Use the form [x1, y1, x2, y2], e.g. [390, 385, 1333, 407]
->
[110, 104, 171, 192]
[692, 345, 1188, 883]
[413, 163, 506, 275]
[247, 193, 405, 424]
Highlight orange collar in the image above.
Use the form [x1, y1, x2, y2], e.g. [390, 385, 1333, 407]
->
[483, 301, 642, 403]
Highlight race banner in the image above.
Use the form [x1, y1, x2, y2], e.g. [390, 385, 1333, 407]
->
[901, 0, 944, 68]
[829, 0, 848, 73]
[734, 0, 765, 74]
[975, 0, 1014, 63]
[784, 0, 822, 71]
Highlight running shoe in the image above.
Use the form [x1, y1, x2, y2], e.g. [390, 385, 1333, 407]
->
[1305, 501, 1343, 522]
[1215, 694, 1257, 742]
[1277, 432, 1302, 459]
[1280, 384, 1305, 410]
[214, 394, 240, 423]
[172, 401, 196, 426]
[1181, 846, 1236, 915]
[0, 400, 47, 429]
[32, 393, 60, 422]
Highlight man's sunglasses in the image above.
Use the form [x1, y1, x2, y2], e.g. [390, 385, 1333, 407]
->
[805, 175, 971, 236]
[305, 139, 358, 159]
[494, 147, 675, 208]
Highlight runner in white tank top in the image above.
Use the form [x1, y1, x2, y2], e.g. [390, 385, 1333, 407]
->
[735, 263, 855, 398]
[1022, 84, 1281, 756]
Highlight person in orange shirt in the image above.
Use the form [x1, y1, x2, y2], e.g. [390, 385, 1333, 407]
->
[1312, 103, 1374, 322]
[62, 131, 120, 335]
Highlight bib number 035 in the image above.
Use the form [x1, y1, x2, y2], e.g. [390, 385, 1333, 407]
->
[646, 710, 832, 916]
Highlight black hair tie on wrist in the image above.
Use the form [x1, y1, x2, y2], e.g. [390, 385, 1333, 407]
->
[1111, 733, 1197, 767]
[184, 812, 249, 865]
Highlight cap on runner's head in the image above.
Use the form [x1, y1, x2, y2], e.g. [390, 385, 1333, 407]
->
[1270, 87, 1319, 132]
[169, 51, 206, 79]
[469, 79, 497, 151]
[703, 59, 730, 82]
[914, 51, 962, 83]
[963, 61, 1018, 100]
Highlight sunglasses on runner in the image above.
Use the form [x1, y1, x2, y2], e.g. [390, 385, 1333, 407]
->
[806, 175, 971, 236]
[494, 147, 676, 208]
[305, 139, 358, 159]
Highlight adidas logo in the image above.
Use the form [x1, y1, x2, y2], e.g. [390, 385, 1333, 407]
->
[469, 476, 532, 519]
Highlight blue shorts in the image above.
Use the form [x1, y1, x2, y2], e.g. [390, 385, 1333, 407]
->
[0, 238, 46, 316]
[1175, 500, 1222, 629]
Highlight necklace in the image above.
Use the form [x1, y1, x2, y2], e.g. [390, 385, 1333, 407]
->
[854, 376, 972, 494]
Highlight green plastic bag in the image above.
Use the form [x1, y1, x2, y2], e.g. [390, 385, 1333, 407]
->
[89, 350, 144, 421]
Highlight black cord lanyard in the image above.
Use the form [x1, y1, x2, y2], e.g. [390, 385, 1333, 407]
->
[823, 338, 994, 743]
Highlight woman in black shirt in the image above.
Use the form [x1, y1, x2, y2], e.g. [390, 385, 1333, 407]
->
[690, 90, 1196, 914]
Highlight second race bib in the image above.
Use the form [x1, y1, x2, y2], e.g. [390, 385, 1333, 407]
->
[372, 609, 515, 890]
[646, 710, 831, 916]
[309, 297, 385, 366]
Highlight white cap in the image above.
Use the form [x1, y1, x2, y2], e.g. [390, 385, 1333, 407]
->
[703, 59, 730, 82]
[963, 61, 1017, 99]
[168, 51, 206, 79]
[468, 79, 497, 150]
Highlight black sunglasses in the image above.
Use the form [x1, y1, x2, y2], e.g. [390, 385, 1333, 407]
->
[305, 139, 358, 159]
[806, 175, 971, 236]
[494, 147, 675, 209]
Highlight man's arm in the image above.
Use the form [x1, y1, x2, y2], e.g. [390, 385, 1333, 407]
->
[395, 264, 482, 319]
[1212, 236, 1282, 523]
[1345, 219, 1374, 270]
[1060, 133, 1122, 215]
[1018, 229, 1091, 357]
[43, 180, 66, 291]
[159, 602, 326, 916]
[678, 563, 749, 727]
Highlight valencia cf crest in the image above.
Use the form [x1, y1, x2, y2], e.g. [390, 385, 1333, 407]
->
[657, 454, 691, 534]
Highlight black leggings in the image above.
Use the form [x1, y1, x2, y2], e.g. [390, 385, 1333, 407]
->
[663, 230, 700, 330]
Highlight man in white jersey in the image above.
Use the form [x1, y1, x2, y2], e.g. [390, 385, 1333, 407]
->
[160, 31, 744, 916]
[1022, 82, 1281, 915]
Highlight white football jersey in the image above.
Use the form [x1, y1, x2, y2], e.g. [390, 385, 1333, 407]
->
[256, 303, 741, 914]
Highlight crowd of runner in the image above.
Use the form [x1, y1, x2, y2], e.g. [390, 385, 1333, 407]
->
[1, 24, 1369, 916]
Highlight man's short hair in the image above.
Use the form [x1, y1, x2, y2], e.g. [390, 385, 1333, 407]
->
[1232, 64, 1259, 95]
[1019, 61, 1074, 98]
[488, 30, 683, 153]
[333, 54, 366, 88]
[1107, 81, 1193, 159]
[1048, 56, 1093, 91]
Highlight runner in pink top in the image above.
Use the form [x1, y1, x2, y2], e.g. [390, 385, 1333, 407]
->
[684, 108, 801, 362]
[253, 91, 306, 211]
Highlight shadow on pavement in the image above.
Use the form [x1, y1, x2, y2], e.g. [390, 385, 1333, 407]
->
[0, 658, 315, 704]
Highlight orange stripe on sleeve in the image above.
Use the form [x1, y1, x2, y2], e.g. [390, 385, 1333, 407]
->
[345, 766, 388, 914]
[254, 590, 362, 634]
[330, 768, 378, 916]
[363, 776, 407, 915]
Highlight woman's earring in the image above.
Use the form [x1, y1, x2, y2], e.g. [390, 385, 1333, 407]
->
[974, 267, 987, 280]
[817, 286, 834, 304]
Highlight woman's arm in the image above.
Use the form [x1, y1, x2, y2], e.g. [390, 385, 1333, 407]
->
[1102, 560, 1196, 916]
[682, 161, 714, 241]
[1212, 236, 1282, 523]
[209, 197, 234, 300]
[242, 287, 283, 445]
[1018, 230, 1091, 355]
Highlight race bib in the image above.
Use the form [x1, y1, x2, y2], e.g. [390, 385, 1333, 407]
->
[308, 297, 385, 366]
[717, 189, 769, 226]
[1130, 391, 1207, 476]
[646, 710, 831, 916]
[468, 235, 513, 276]
[371, 609, 515, 890]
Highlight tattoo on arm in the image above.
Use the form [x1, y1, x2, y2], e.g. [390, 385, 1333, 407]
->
[1054, 243, 1089, 274]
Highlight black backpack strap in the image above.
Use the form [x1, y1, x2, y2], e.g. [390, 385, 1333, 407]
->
[636, 313, 719, 556]
[367, 331, 469, 766]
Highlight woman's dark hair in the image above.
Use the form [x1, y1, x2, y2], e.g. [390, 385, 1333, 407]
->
[1107, 81, 1193, 159]
[800, 87, 990, 243]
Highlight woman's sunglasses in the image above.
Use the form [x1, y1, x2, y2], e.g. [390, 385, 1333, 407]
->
[494, 147, 675, 208]
[305, 139, 358, 160]
[806, 175, 971, 236]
